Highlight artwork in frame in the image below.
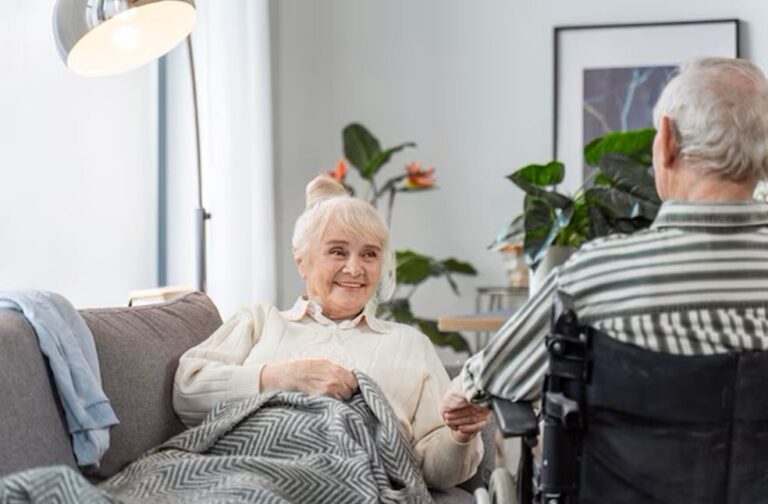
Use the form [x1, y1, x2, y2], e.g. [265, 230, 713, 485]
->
[554, 19, 740, 192]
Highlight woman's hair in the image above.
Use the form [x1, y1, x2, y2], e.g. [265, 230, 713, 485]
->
[292, 175, 396, 308]
[653, 57, 768, 182]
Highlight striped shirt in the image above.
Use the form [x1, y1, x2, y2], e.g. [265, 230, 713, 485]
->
[462, 200, 768, 404]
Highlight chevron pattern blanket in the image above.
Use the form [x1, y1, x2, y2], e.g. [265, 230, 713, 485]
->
[0, 372, 433, 503]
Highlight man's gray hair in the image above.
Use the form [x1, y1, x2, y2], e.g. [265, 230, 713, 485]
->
[653, 57, 768, 182]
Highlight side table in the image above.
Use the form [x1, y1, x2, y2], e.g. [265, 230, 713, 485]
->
[437, 286, 529, 353]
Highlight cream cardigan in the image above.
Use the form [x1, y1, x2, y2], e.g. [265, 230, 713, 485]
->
[173, 297, 483, 490]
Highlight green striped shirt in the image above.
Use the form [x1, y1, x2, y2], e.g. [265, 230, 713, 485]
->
[462, 200, 768, 404]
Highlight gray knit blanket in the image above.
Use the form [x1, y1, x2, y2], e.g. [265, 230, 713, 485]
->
[0, 372, 433, 503]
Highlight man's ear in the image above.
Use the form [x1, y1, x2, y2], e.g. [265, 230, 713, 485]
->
[659, 115, 679, 169]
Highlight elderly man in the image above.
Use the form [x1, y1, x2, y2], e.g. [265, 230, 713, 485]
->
[441, 57, 768, 424]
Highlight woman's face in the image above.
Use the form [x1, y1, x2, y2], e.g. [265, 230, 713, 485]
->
[300, 223, 383, 320]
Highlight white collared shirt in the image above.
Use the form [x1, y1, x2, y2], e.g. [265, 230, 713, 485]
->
[173, 297, 483, 490]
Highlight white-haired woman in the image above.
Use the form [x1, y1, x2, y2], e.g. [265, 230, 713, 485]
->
[173, 175, 489, 490]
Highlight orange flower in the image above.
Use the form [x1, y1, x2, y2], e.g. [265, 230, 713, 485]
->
[404, 162, 436, 189]
[328, 159, 348, 182]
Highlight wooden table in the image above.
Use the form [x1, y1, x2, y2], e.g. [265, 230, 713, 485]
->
[438, 309, 517, 352]
[437, 310, 513, 333]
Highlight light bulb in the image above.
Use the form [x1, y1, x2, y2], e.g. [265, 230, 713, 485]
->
[112, 25, 141, 50]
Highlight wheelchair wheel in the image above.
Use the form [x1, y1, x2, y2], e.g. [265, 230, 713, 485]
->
[488, 467, 517, 504]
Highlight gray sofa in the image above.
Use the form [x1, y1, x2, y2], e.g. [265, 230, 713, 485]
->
[0, 291, 491, 503]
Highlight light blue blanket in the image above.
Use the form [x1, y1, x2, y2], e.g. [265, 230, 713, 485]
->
[0, 291, 119, 470]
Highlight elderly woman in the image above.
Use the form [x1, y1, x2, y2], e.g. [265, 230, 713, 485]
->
[173, 175, 488, 490]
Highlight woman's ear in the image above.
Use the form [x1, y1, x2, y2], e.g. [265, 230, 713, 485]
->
[294, 254, 305, 278]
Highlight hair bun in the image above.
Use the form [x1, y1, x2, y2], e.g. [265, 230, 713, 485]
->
[305, 174, 347, 209]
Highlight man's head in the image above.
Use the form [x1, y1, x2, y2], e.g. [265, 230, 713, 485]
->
[652, 58, 768, 200]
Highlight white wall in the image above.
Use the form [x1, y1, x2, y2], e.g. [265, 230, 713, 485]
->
[271, 0, 768, 321]
[0, 1, 158, 308]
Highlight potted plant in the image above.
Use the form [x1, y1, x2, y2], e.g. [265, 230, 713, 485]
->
[329, 123, 477, 353]
[492, 128, 662, 286]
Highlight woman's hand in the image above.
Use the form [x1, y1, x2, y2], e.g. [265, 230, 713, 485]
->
[261, 358, 359, 401]
[440, 376, 492, 443]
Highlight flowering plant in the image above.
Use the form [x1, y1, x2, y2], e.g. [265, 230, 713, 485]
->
[325, 123, 476, 352]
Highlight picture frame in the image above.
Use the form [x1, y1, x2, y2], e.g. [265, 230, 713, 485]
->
[553, 19, 740, 192]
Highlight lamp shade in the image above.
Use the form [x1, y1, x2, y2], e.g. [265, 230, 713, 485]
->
[53, 0, 196, 77]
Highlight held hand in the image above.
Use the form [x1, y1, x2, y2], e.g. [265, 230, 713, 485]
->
[261, 358, 359, 401]
[440, 376, 491, 443]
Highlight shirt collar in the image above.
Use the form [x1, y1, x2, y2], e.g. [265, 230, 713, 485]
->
[281, 296, 388, 334]
[650, 199, 768, 229]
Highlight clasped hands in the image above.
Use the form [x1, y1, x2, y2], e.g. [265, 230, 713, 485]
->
[440, 376, 492, 443]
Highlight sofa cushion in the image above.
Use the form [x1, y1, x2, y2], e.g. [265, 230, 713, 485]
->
[0, 310, 77, 477]
[81, 291, 222, 479]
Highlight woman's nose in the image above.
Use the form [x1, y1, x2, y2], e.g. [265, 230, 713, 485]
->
[343, 257, 363, 276]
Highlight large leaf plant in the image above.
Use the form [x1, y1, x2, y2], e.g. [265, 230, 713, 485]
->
[493, 128, 662, 268]
[331, 123, 477, 353]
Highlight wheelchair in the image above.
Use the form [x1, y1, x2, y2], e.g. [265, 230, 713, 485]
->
[474, 294, 768, 504]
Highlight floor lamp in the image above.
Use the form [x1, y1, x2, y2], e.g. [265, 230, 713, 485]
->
[53, 0, 211, 293]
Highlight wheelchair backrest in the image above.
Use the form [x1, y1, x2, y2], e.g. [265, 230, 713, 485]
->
[574, 328, 768, 504]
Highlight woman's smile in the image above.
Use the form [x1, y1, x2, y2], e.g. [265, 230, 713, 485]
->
[334, 281, 366, 289]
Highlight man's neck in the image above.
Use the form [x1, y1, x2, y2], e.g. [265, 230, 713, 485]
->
[669, 167, 757, 201]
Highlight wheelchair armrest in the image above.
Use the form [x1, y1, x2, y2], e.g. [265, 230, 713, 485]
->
[492, 398, 538, 439]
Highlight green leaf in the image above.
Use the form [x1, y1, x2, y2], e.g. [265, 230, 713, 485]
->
[567, 198, 591, 241]
[415, 318, 471, 353]
[598, 153, 661, 204]
[584, 128, 656, 166]
[395, 250, 433, 285]
[585, 186, 660, 222]
[521, 196, 574, 267]
[343, 123, 381, 175]
[396, 250, 477, 287]
[541, 204, 575, 250]
[440, 258, 477, 275]
[364, 142, 416, 180]
[509, 161, 565, 186]
[587, 204, 612, 238]
[508, 163, 573, 209]
[594, 173, 612, 187]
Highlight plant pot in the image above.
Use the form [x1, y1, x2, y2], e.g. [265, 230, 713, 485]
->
[529, 245, 575, 296]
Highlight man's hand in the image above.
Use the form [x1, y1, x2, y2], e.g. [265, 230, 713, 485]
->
[440, 376, 491, 443]
[261, 358, 358, 400]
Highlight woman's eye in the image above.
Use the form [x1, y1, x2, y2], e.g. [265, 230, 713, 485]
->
[363, 251, 378, 259]
[330, 248, 346, 256]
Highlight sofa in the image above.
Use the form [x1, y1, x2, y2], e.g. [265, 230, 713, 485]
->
[0, 291, 492, 503]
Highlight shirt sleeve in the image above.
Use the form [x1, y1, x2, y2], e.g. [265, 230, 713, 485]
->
[172, 303, 270, 427]
[411, 332, 484, 491]
[462, 268, 559, 405]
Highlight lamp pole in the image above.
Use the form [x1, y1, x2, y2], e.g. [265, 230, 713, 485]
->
[186, 36, 211, 293]
[53, 0, 206, 292]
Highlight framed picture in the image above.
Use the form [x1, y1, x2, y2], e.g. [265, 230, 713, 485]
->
[554, 19, 740, 192]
